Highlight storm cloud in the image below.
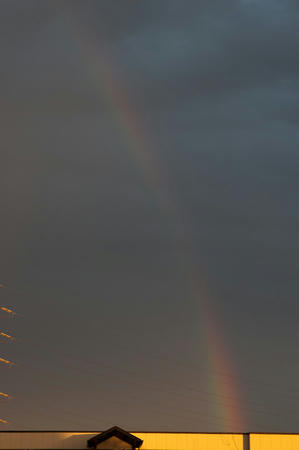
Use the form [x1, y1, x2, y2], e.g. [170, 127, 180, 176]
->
[0, 0, 299, 432]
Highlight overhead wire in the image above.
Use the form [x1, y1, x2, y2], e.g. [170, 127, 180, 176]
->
[0, 283, 297, 430]
[22, 355, 290, 430]
[2, 283, 299, 398]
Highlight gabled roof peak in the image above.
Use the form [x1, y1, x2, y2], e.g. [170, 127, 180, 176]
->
[87, 426, 143, 449]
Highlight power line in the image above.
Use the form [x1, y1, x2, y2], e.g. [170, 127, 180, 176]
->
[24, 355, 293, 428]
[2, 284, 299, 398]
[44, 352, 297, 418]
[1, 284, 298, 429]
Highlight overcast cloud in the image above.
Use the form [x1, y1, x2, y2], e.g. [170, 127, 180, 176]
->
[0, 0, 299, 432]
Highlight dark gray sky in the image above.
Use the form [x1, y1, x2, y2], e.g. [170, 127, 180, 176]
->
[1, 0, 299, 432]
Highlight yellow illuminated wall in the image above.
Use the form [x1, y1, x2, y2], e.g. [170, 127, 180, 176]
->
[134, 433, 244, 450]
[1, 432, 299, 450]
[250, 434, 299, 450]
[0, 432, 244, 450]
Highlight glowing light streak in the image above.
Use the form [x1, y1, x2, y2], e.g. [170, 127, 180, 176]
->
[0, 357, 13, 366]
[0, 392, 9, 399]
[0, 307, 16, 316]
[0, 332, 14, 340]
[0, 283, 15, 426]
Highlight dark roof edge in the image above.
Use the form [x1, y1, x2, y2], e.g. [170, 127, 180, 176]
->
[87, 427, 143, 449]
[1, 431, 299, 435]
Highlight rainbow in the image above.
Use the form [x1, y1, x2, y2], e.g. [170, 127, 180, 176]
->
[60, 14, 246, 431]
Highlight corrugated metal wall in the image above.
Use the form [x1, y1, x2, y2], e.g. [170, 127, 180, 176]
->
[0, 432, 244, 450]
[250, 434, 299, 450]
[1, 432, 299, 449]
[136, 432, 244, 450]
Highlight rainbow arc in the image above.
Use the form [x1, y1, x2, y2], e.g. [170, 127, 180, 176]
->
[59, 13, 247, 431]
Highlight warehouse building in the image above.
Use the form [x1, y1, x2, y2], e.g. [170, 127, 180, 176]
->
[1, 426, 299, 450]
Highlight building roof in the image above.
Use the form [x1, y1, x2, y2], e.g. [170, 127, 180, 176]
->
[87, 427, 143, 449]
